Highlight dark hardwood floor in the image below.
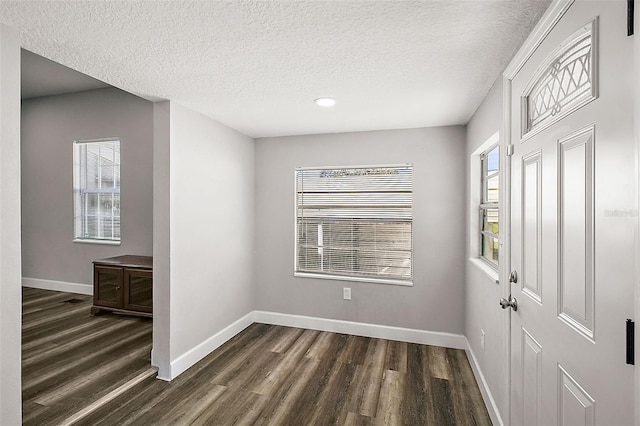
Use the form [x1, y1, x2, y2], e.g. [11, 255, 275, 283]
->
[22, 288, 154, 426]
[23, 287, 492, 425]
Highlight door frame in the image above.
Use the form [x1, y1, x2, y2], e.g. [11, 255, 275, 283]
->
[0, 23, 22, 426]
[634, 1, 640, 422]
[502, 0, 640, 424]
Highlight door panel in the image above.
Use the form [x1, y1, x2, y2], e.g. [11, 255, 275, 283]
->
[522, 150, 542, 303]
[558, 365, 595, 426]
[522, 328, 542, 426]
[558, 126, 594, 340]
[509, 1, 635, 424]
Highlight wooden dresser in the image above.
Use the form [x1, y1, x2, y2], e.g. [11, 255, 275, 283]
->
[91, 255, 153, 318]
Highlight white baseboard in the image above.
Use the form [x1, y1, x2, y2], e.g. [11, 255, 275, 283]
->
[22, 277, 93, 295]
[253, 310, 467, 349]
[165, 311, 255, 381]
[465, 341, 503, 426]
[161, 305, 501, 426]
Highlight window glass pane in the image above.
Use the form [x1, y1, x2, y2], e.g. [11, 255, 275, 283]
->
[100, 217, 115, 239]
[482, 208, 499, 234]
[296, 219, 413, 280]
[296, 166, 413, 283]
[86, 192, 99, 216]
[115, 165, 120, 189]
[482, 145, 499, 203]
[480, 144, 499, 267]
[324, 247, 356, 273]
[73, 139, 120, 242]
[87, 143, 100, 159]
[99, 144, 116, 166]
[485, 174, 499, 203]
[525, 29, 594, 133]
[99, 193, 114, 217]
[101, 166, 115, 189]
[113, 194, 120, 216]
[86, 153, 100, 190]
[85, 215, 99, 239]
[482, 235, 499, 265]
[485, 146, 499, 174]
[296, 219, 321, 271]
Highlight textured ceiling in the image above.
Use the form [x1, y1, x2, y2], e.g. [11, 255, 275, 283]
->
[22, 49, 110, 99]
[0, 1, 551, 138]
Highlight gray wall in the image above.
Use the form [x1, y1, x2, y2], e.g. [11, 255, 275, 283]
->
[21, 87, 154, 285]
[161, 102, 255, 375]
[465, 78, 506, 418]
[255, 127, 466, 334]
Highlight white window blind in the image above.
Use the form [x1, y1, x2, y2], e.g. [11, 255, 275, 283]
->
[73, 139, 121, 243]
[295, 165, 413, 284]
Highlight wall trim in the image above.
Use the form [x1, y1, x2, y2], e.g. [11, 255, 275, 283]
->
[159, 312, 502, 424]
[162, 305, 506, 426]
[253, 310, 467, 349]
[504, 0, 575, 79]
[164, 310, 467, 381]
[465, 339, 504, 426]
[22, 277, 93, 295]
[164, 311, 255, 381]
[635, 3, 640, 424]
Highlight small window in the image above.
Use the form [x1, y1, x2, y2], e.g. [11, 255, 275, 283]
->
[522, 19, 597, 139]
[480, 146, 499, 267]
[73, 139, 121, 243]
[295, 165, 413, 285]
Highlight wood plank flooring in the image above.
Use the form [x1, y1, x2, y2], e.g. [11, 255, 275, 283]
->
[23, 288, 492, 425]
[22, 288, 154, 426]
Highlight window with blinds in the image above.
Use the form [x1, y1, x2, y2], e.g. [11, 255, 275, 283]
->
[73, 139, 121, 243]
[295, 165, 413, 284]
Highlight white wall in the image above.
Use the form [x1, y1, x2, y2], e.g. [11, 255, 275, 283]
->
[255, 127, 466, 334]
[155, 102, 255, 379]
[465, 78, 507, 420]
[0, 23, 22, 426]
[152, 100, 171, 377]
[21, 88, 154, 289]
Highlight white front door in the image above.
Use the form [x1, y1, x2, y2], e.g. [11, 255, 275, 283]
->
[509, 1, 636, 424]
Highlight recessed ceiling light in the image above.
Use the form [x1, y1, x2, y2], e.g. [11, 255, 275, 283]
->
[315, 97, 336, 107]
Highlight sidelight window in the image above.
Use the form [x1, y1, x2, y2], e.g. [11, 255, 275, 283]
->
[480, 145, 499, 267]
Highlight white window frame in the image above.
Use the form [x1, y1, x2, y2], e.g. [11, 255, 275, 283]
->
[294, 164, 413, 286]
[469, 132, 500, 283]
[73, 138, 121, 245]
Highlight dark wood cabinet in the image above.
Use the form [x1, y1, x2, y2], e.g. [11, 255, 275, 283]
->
[92, 255, 152, 318]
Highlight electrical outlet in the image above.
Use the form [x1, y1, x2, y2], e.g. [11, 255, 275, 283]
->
[343, 287, 351, 300]
[481, 329, 486, 351]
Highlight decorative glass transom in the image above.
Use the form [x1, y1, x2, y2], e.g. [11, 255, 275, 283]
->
[522, 20, 597, 138]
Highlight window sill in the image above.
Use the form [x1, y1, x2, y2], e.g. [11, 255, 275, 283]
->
[469, 258, 499, 284]
[73, 239, 121, 246]
[295, 272, 413, 287]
